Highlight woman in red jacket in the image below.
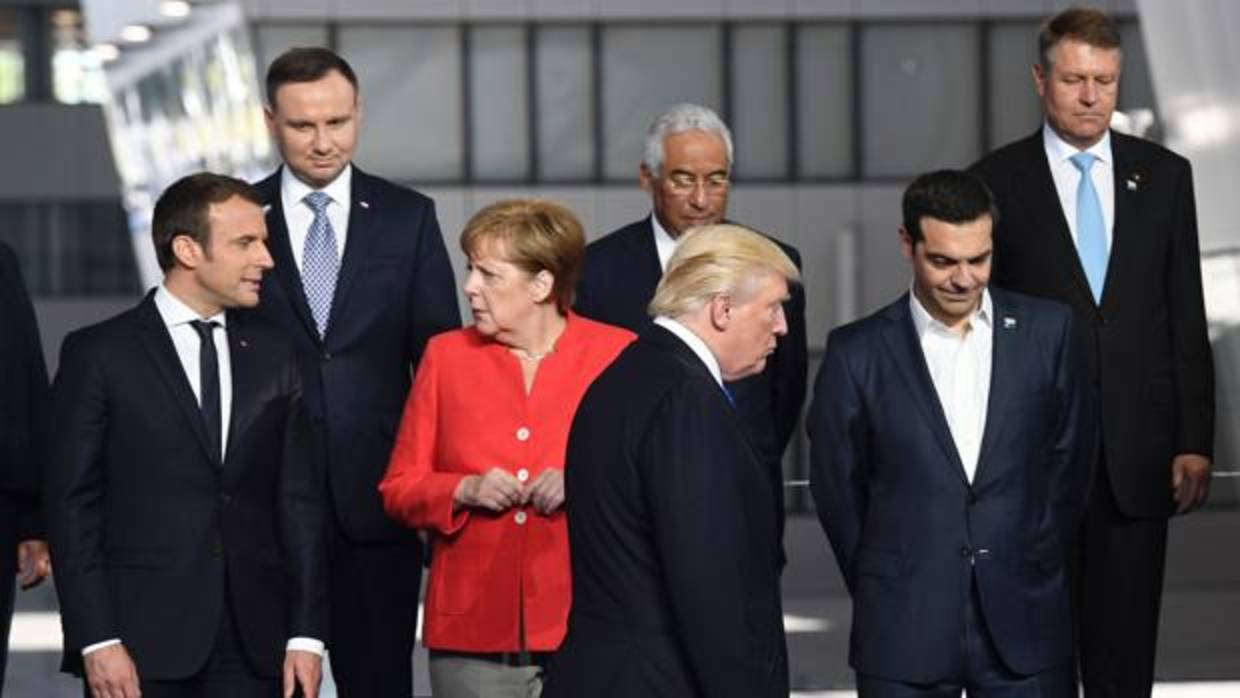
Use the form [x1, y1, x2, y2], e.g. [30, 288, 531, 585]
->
[379, 198, 634, 697]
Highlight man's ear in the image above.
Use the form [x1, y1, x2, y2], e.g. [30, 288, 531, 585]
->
[898, 226, 915, 262]
[708, 293, 732, 331]
[171, 234, 204, 270]
[639, 163, 655, 194]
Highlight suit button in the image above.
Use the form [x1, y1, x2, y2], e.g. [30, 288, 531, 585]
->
[515, 427, 530, 442]
[960, 546, 972, 558]
[517, 468, 529, 483]
[514, 511, 527, 526]
[967, 493, 978, 505]
[220, 493, 233, 506]
[321, 351, 332, 361]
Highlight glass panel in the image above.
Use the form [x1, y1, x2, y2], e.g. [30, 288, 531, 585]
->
[51, 9, 107, 104]
[0, 9, 24, 103]
[987, 21, 1042, 150]
[0, 203, 139, 295]
[601, 24, 723, 181]
[860, 23, 982, 178]
[338, 25, 464, 181]
[535, 25, 593, 180]
[730, 24, 788, 179]
[796, 24, 852, 178]
[469, 25, 529, 181]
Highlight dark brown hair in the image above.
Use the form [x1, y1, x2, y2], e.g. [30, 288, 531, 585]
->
[151, 173, 262, 271]
[265, 47, 359, 107]
[1038, 7, 1122, 70]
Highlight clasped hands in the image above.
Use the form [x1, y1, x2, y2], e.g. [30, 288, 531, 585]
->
[454, 467, 564, 515]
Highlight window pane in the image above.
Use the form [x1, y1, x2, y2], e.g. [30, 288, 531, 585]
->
[861, 23, 982, 178]
[731, 24, 788, 179]
[796, 24, 852, 178]
[339, 26, 464, 181]
[253, 24, 330, 91]
[987, 21, 1042, 150]
[535, 26, 593, 180]
[0, 203, 139, 295]
[0, 10, 24, 103]
[1118, 21, 1156, 114]
[469, 25, 529, 181]
[601, 24, 722, 181]
[51, 9, 107, 104]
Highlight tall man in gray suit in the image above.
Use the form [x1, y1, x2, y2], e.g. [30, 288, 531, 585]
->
[971, 8, 1214, 696]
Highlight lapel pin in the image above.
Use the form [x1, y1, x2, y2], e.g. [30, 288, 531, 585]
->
[359, 200, 370, 209]
[239, 339, 248, 348]
[1127, 172, 1142, 191]
[1126, 179, 1138, 191]
[262, 203, 272, 213]
[1003, 316, 1017, 330]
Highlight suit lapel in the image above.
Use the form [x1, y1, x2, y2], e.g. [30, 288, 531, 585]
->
[326, 170, 379, 339]
[973, 293, 1018, 484]
[261, 172, 319, 339]
[222, 317, 257, 469]
[135, 295, 216, 465]
[879, 298, 968, 484]
[1017, 133, 1098, 307]
[1104, 134, 1141, 313]
[634, 219, 665, 293]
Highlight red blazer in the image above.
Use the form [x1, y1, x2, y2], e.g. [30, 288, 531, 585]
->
[380, 312, 633, 651]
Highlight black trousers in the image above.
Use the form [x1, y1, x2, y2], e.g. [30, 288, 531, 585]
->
[82, 605, 279, 698]
[857, 580, 1073, 698]
[1076, 462, 1168, 698]
[0, 495, 18, 690]
[327, 520, 423, 698]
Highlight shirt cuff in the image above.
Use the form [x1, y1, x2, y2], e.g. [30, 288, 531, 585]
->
[82, 638, 122, 656]
[286, 637, 324, 655]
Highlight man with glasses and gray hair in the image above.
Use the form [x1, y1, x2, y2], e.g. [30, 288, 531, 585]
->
[575, 103, 807, 563]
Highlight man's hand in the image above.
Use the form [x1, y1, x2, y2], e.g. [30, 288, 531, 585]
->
[84, 643, 140, 698]
[454, 468, 525, 512]
[527, 469, 565, 515]
[1172, 453, 1211, 514]
[282, 649, 322, 698]
[16, 539, 50, 589]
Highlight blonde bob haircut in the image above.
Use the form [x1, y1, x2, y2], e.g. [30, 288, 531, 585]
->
[648, 224, 800, 319]
[460, 198, 586, 313]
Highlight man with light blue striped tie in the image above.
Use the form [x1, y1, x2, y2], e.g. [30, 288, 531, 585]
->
[972, 8, 1214, 698]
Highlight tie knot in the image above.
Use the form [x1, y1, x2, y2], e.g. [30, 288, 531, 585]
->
[1070, 152, 1096, 173]
[304, 191, 331, 214]
[190, 320, 218, 343]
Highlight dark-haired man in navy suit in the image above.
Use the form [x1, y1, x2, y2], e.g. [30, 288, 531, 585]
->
[251, 47, 459, 697]
[809, 170, 1094, 697]
[46, 173, 327, 698]
[575, 103, 806, 562]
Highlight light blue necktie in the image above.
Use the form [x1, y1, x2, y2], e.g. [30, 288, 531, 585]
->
[302, 191, 340, 337]
[1070, 152, 1108, 304]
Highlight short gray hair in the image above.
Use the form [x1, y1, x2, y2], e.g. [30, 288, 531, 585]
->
[641, 103, 734, 176]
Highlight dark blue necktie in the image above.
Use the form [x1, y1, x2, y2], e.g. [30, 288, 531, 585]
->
[190, 320, 221, 464]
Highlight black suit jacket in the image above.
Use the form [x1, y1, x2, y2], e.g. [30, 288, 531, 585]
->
[45, 294, 328, 679]
[808, 289, 1094, 682]
[251, 167, 460, 541]
[574, 217, 808, 549]
[0, 241, 49, 540]
[972, 130, 1213, 517]
[547, 325, 788, 698]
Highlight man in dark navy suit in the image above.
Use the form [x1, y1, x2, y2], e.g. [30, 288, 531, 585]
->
[809, 170, 1094, 696]
[46, 173, 327, 698]
[550, 224, 794, 698]
[971, 9, 1214, 695]
[251, 48, 460, 696]
[574, 103, 807, 561]
[0, 239, 52, 688]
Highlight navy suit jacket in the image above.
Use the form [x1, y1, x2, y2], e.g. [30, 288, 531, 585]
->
[972, 131, 1213, 517]
[45, 294, 328, 679]
[547, 325, 788, 698]
[574, 217, 808, 551]
[0, 241, 49, 540]
[251, 167, 460, 541]
[808, 289, 1094, 682]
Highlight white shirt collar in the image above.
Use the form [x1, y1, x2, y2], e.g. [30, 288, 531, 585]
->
[154, 284, 228, 328]
[1042, 122, 1112, 167]
[281, 163, 352, 209]
[649, 213, 678, 272]
[653, 315, 724, 388]
[909, 287, 992, 338]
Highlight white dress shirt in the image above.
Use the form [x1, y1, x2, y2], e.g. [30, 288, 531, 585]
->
[280, 164, 352, 270]
[1043, 123, 1115, 252]
[650, 213, 678, 271]
[654, 316, 724, 389]
[82, 286, 322, 658]
[909, 289, 994, 483]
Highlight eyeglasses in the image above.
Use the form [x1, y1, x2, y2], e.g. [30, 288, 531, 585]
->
[663, 173, 730, 197]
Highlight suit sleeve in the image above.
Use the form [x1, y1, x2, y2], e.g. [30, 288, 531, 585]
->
[1047, 310, 1095, 555]
[278, 356, 330, 640]
[44, 332, 117, 650]
[0, 244, 50, 540]
[807, 330, 869, 592]
[379, 343, 471, 535]
[772, 247, 809, 455]
[572, 245, 603, 321]
[640, 382, 772, 698]
[406, 197, 462, 370]
[1166, 160, 1214, 457]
